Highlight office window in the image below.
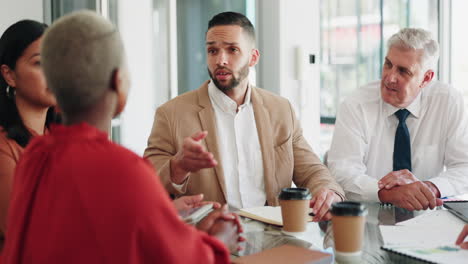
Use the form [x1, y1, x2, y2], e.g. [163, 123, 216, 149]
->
[49, 0, 96, 20]
[451, 0, 468, 104]
[319, 0, 438, 153]
[46, 0, 121, 143]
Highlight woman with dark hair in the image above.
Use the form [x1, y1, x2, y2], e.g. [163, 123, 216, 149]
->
[0, 20, 59, 244]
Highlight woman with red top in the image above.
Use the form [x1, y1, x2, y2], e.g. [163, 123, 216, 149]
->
[0, 20, 59, 246]
[2, 11, 241, 263]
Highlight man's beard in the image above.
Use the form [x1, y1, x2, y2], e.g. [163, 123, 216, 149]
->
[208, 63, 249, 92]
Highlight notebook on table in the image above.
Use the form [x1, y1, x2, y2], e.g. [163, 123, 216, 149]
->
[238, 206, 313, 226]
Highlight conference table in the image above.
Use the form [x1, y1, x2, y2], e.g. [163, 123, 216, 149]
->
[234, 202, 457, 263]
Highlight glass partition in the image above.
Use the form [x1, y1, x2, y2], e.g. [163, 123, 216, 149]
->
[45, 0, 121, 143]
[451, 0, 468, 106]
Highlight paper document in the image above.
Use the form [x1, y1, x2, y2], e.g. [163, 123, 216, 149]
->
[396, 210, 463, 227]
[380, 225, 463, 247]
[380, 210, 465, 246]
[379, 210, 467, 263]
[381, 244, 468, 264]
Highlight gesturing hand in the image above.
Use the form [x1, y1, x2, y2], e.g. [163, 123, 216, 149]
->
[378, 169, 419, 190]
[310, 188, 342, 222]
[456, 225, 468, 249]
[172, 194, 221, 212]
[170, 131, 218, 184]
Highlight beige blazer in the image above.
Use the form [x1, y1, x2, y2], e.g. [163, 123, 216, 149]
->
[144, 81, 345, 205]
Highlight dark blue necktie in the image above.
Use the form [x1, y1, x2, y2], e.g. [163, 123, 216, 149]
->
[393, 109, 412, 171]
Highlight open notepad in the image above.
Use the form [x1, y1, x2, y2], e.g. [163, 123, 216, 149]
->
[238, 206, 313, 226]
[379, 210, 468, 264]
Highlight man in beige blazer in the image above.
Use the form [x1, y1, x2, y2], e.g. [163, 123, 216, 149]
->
[145, 12, 344, 221]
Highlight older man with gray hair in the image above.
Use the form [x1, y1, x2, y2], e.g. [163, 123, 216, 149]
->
[328, 28, 468, 211]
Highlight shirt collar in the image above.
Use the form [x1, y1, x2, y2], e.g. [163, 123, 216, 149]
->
[383, 90, 422, 119]
[208, 80, 251, 114]
[50, 123, 108, 140]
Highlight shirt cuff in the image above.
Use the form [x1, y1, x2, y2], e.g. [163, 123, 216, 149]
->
[171, 177, 189, 193]
[426, 177, 453, 198]
[332, 190, 346, 201]
[366, 182, 380, 202]
[345, 178, 380, 202]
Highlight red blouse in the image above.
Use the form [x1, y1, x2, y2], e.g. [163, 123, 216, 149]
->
[1, 123, 229, 263]
[0, 126, 42, 245]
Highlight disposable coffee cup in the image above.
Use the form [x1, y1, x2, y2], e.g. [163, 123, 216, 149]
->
[278, 188, 311, 235]
[330, 201, 367, 262]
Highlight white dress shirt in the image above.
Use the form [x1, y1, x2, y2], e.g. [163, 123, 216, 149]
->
[328, 80, 468, 201]
[205, 80, 265, 209]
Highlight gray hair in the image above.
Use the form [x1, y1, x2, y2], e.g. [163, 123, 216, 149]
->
[387, 28, 439, 71]
[41, 10, 125, 114]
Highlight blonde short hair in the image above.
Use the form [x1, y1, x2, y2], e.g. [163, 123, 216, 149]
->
[42, 10, 125, 114]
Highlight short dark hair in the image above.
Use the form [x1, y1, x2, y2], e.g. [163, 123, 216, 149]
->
[207, 12, 255, 43]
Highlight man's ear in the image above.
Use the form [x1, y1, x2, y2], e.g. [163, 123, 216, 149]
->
[420, 70, 434, 89]
[110, 68, 129, 117]
[249, 49, 260, 67]
[1, 64, 16, 87]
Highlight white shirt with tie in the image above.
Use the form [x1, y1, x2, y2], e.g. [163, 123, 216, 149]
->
[328, 80, 468, 201]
